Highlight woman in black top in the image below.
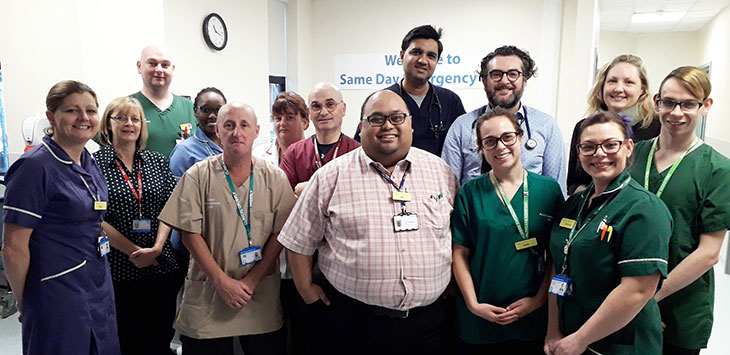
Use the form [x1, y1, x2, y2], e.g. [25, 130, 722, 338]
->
[567, 54, 660, 194]
[94, 96, 181, 355]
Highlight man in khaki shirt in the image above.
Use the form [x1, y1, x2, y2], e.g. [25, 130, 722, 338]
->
[160, 102, 296, 355]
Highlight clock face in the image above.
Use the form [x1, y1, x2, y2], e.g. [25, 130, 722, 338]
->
[203, 13, 227, 50]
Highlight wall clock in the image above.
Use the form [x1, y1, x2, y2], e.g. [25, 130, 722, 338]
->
[203, 13, 227, 51]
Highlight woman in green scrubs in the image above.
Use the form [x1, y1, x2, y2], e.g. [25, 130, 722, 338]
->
[545, 112, 672, 355]
[452, 108, 563, 354]
[629, 66, 730, 355]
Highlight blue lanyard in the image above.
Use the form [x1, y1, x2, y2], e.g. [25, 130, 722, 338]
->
[221, 156, 254, 246]
[376, 162, 411, 213]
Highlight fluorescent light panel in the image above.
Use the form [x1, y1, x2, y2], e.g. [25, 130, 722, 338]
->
[631, 11, 686, 23]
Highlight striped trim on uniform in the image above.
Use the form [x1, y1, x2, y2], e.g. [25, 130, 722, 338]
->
[40, 260, 87, 282]
[3, 205, 42, 219]
[617, 258, 668, 265]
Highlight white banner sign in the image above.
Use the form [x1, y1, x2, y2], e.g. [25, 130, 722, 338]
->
[334, 50, 485, 90]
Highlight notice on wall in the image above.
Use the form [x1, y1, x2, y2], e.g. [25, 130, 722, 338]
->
[0, 62, 8, 173]
[334, 50, 485, 90]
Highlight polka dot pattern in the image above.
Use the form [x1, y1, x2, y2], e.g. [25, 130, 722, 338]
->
[93, 146, 180, 281]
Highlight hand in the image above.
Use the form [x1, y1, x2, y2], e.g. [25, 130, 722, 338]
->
[662, 321, 666, 330]
[550, 332, 587, 355]
[129, 247, 161, 268]
[214, 275, 252, 309]
[498, 296, 543, 325]
[469, 302, 508, 324]
[544, 328, 564, 354]
[298, 283, 330, 305]
[239, 273, 260, 297]
[294, 182, 310, 198]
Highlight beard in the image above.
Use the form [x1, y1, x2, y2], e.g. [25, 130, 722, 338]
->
[487, 83, 524, 109]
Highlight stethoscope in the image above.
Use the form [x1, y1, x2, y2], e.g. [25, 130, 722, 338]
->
[470, 104, 536, 151]
[397, 80, 445, 139]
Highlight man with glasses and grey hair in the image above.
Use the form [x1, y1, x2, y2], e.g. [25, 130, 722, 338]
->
[279, 90, 458, 355]
[280, 82, 360, 198]
[441, 45, 566, 194]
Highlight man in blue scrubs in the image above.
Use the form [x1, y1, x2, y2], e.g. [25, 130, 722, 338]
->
[441, 46, 566, 194]
[354, 25, 465, 155]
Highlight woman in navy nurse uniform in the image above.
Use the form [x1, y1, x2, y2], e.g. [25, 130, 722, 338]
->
[2, 80, 121, 355]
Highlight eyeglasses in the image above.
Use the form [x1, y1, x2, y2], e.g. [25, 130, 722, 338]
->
[488, 69, 522, 82]
[310, 100, 343, 114]
[655, 98, 705, 113]
[479, 131, 521, 150]
[576, 139, 626, 156]
[198, 106, 220, 115]
[362, 113, 409, 127]
[110, 116, 141, 123]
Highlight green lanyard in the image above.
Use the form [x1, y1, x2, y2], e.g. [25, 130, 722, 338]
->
[221, 156, 254, 247]
[644, 137, 699, 198]
[490, 169, 530, 242]
[560, 178, 631, 275]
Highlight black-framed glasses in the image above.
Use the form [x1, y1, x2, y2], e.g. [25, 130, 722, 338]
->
[198, 106, 220, 115]
[488, 69, 522, 82]
[576, 139, 626, 156]
[479, 131, 521, 150]
[362, 113, 409, 127]
[110, 116, 141, 123]
[655, 98, 705, 113]
[310, 100, 343, 114]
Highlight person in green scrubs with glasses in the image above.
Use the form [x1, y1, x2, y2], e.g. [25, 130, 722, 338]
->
[545, 111, 672, 355]
[629, 66, 730, 355]
[452, 108, 563, 354]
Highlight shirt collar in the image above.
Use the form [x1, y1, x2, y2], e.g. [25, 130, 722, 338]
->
[361, 147, 413, 175]
[583, 170, 632, 198]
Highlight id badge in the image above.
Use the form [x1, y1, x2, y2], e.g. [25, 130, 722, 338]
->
[515, 237, 538, 250]
[393, 213, 419, 232]
[549, 274, 573, 297]
[392, 191, 412, 202]
[132, 218, 152, 233]
[559, 218, 576, 229]
[94, 201, 107, 211]
[239, 246, 263, 266]
[98, 236, 110, 257]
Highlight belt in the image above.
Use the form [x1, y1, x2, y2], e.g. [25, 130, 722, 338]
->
[367, 304, 411, 319]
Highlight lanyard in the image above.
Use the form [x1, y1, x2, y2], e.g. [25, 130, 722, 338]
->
[313, 135, 342, 169]
[195, 134, 216, 156]
[376, 162, 411, 214]
[490, 169, 530, 242]
[560, 178, 630, 275]
[77, 172, 101, 203]
[221, 156, 255, 247]
[644, 137, 699, 198]
[115, 159, 143, 217]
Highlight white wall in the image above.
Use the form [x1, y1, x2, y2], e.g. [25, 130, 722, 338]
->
[0, 0, 272, 155]
[698, 4, 730, 157]
[307, 0, 562, 138]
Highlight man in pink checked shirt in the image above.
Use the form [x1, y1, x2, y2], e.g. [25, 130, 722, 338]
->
[278, 90, 459, 355]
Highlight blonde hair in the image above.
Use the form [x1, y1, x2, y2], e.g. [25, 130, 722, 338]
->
[659, 66, 711, 100]
[587, 54, 654, 128]
[99, 97, 148, 149]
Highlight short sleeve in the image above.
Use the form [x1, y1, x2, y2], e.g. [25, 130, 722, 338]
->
[441, 122, 464, 182]
[158, 165, 203, 234]
[450, 188, 473, 249]
[699, 162, 730, 233]
[277, 168, 330, 255]
[169, 144, 193, 180]
[4, 157, 47, 229]
[270, 169, 297, 234]
[279, 148, 299, 189]
[617, 197, 672, 277]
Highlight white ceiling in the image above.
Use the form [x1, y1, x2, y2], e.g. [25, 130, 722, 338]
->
[601, 0, 730, 32]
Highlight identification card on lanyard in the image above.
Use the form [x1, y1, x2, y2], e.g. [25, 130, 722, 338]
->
[98, 236, 111, 257]
[221, 156, 260, 266]
[377, 162, 418, 232]
[115, 159, 151, 232]
[490, 170, 537, 252]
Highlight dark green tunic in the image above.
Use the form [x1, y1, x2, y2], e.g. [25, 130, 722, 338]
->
[630, 140, 730, 349]
[550, 170, 672, 354]
[452, 172, 563, 344]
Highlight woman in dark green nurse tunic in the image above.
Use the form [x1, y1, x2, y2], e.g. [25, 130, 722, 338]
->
[452, 108, 563, 354]
[545, 112, 672, 355]
[628, 66, 730, 355]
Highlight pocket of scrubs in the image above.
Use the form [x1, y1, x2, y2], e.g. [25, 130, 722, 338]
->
[40, 260, 87, 282]
[177, 279, 215, 328]
[250, 211, 275, 246]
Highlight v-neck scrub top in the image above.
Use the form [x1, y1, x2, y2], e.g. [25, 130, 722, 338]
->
[3, 135, 120, 355]
[451, 171, 564, 344]
[629, 141, 730, 349]
[549, 170, 672, 354]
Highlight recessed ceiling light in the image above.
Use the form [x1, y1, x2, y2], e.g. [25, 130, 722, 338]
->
[631, 11, 685, 23]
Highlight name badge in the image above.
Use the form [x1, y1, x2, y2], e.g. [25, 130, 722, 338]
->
[393, 213, 419, 232]
[94, 201, 107, 211]
[239, 246, 262, 266]
[515, 237, 538, 250]
[559, 218, 576, 229]
[132, 218, 152, 233]
[549, 274, 573, 297]
[98, 236, 110, 257]
[392, 191, 412, 202]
